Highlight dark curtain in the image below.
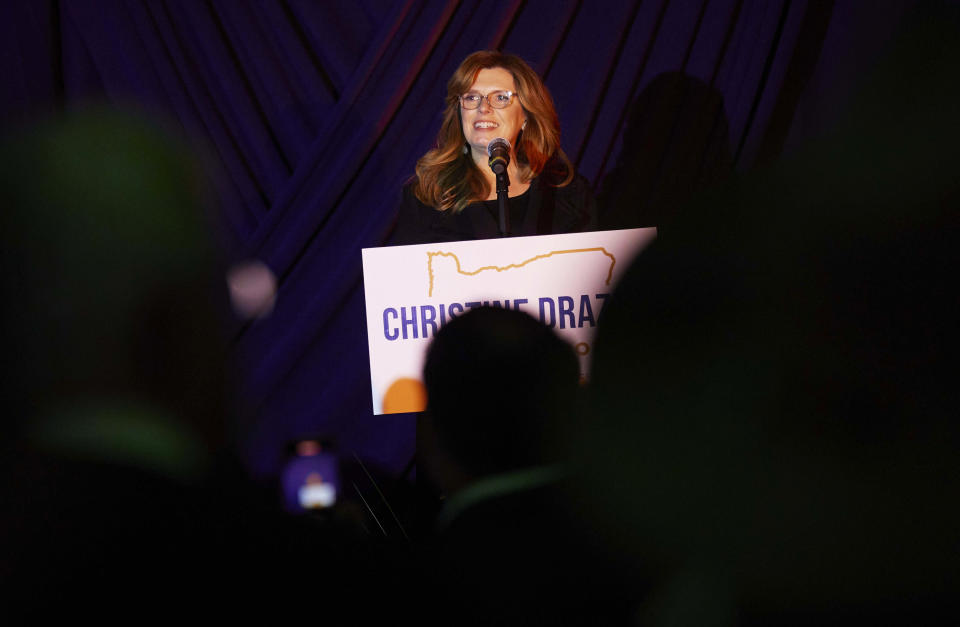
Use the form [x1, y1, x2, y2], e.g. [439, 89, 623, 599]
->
[0, 0, 918, 477]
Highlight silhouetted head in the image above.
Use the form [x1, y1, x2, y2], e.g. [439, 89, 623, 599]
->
[598, 71, 732, 230]
[422, 306, 579, 482]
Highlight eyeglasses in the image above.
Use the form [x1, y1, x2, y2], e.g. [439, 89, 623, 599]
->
[459, 90, 516, 110]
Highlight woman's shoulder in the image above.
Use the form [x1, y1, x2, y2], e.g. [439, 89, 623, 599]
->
[391, 179, 428, 246]
[535, 170, 597, 233]
[401, 178, 422, 203]
[392, 178, 470, 245]
[535, 169, 592, 198]
[400, 178, 443, 215]
[563, 172, 592, 193]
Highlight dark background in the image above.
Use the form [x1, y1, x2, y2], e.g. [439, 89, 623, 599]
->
[0, 0, 932, 480]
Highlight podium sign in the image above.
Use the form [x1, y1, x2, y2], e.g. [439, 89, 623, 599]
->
[362, 227, 656, 414]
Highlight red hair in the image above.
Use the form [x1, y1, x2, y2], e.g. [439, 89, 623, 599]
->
[414, 51, 573, 213]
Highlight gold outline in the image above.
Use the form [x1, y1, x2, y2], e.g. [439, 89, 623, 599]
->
[426, 248, 616, 297]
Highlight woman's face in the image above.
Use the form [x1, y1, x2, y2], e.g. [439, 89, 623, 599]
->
[460, 67, 527, 163]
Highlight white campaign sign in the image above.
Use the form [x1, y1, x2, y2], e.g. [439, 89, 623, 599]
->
[361, 227, 656, 414]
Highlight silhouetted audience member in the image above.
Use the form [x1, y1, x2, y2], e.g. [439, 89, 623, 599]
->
[598, 71, 733, 232]
[418, 306, 645, 625]
[0, 108, 403, 621]
[576, 6, 960, 625]
[421, 307, 577, 491]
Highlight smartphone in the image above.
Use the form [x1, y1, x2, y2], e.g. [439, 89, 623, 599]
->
[280, 438, 340, 513]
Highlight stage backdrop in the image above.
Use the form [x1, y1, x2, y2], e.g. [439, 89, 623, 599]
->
[0, 0, 921, 478]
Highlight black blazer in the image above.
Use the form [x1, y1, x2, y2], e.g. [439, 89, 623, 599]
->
[390, 174, 597, 245]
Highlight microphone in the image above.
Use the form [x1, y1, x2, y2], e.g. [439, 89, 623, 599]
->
[487, 137, 511, 175]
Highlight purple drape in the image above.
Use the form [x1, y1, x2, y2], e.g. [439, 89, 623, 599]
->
[0, 0, 923, 478]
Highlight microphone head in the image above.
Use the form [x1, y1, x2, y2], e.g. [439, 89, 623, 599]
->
[487, 137, 511, 156]
[487, 137, 511, 175]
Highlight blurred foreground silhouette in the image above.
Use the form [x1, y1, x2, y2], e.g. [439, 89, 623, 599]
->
[0, 108, 408, 620]
[416, 306, 648, 624]
[579, 7, 960, 625]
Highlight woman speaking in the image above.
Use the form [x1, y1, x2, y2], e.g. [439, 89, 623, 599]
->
[392, 50, 596, 245]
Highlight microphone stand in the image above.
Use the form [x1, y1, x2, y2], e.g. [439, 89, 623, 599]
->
[496, 169, 510, 237]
